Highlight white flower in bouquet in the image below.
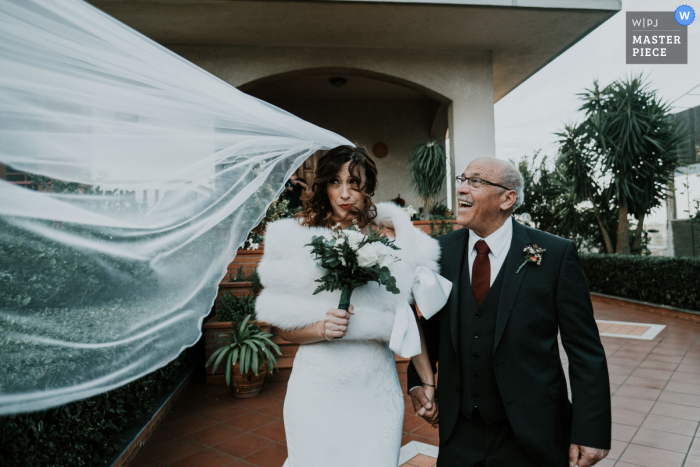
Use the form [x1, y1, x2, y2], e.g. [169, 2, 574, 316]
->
[356, 243, 380, 267]
[334, 236, 347, 250]
[404, 205, 417, 218]
[346, 231, 364, 251]
[374, 243, 396, 269]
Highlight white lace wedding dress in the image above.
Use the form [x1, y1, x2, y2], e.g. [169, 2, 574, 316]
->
[255, 202, 444, 467]
[284, 340, 404, 466]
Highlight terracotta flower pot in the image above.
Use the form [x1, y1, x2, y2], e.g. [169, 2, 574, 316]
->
[230, 361, 268, 398]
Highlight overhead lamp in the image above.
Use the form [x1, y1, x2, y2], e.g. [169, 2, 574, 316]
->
[329, 77, 347, 87]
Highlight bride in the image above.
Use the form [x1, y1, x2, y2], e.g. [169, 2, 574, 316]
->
[255, 145, 445, 467]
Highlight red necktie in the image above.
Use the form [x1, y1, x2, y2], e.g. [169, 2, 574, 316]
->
[472, 240, 491, 306]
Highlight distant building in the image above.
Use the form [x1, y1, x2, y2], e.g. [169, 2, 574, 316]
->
[667, 105, 700, 256]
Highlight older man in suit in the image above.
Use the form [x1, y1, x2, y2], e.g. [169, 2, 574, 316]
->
[407, 158, 611, 467]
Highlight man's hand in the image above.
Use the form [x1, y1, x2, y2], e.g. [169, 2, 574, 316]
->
[569, 444, 609, 467]
[409, 386, 439, 428]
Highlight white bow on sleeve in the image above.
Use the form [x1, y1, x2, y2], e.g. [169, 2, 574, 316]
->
[389, 267, 452, 358]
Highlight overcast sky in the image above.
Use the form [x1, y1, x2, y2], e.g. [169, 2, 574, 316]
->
[494, 0, 700, 222]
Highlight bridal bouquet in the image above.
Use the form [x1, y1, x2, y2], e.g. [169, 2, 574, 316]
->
[307, 221, 401, 311]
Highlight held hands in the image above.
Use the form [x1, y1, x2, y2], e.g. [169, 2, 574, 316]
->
[569, 444, 609, 467]
[410, 386, 439, 429]
[320, 306, 354, 341]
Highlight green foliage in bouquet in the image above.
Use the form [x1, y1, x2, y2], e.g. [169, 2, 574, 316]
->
[307, 223, 401, 311]
[206, 315, 282, 383]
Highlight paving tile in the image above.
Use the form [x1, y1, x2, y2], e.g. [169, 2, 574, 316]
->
[692, 437, 700, 457]
[221, 460, 255, 467]
[630, 427, 693, 453]
[665, 381, 700, 396]
[677, 363, 700, 375]
[612, 422, 639, 442]
[625, 376, 668, 390]
[608, 357, 644, 368]
[631, 368, 674, 381]
[140, 437, 206, 464]
[162, 415, 218, 436]
[650, 347, 688, 357]
[225, 412, 278, 431]
[608, 364, 636, 376]
[612, 408, 648, 427]
[641, 414, 698, 436]
[129, 454, 163, 467]
[201, 404, 251, 422]
[658, 391, 700, 408]
[231, 396, 277, 411]
[639, 360, 680, 370]
[214, 433, 275, 458]
[401, 433, 440, 447]
[256, 401, 284, 419]
[685, 454, 700, 467]
[645, 354, 683, 364]
[242, 442, 288, 467]
[168, 448, 237, 467]
[258, 383, 288, 401]
[251, 420, 286, 442]
[144, 428, 178, 447]
[406, 453, 437, 467]
[618, 443, 686, 467]
[403, 414, 428, 433]
[671, 371, 700, 384]
[186, 423, 245, 447]
[607, 439, 628, 460]
[612, 396, 655, 413]
[615, 385, 662, 401]
[610, 373, 629, 385]
[411, 421, 440, 439]
[650, 401, 700, 422]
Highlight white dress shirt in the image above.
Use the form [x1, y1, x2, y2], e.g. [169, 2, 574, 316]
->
[467, 217, 513, 285]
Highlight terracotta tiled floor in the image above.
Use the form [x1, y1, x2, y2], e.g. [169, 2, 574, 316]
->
[133, 297, 700, 467]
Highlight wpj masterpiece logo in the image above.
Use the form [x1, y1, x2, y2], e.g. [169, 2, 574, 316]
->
[626, 5, 694, 64]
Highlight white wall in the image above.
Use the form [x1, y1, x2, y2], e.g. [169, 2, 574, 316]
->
[267, 98, 447, 209]
[170, 44, 496, 207]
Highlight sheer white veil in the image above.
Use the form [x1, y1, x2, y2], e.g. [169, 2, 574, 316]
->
[0, 0, 351, 415]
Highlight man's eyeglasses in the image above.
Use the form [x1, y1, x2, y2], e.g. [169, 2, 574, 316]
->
[455, 175, 512, 191]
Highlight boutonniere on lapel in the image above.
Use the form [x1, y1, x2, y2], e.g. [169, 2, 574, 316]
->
[516, 244, 546, 274]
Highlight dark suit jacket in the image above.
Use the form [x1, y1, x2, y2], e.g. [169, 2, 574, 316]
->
[407, 219, 611, 464]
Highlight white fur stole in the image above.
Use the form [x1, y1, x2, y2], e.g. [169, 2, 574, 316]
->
[255, 202, 440, 341]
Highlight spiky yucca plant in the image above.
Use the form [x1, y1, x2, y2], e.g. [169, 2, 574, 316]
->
[206, 315, 282, 385]
[408, 142, 447, 217]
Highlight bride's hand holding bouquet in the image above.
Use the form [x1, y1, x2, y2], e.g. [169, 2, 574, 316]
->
[307, 220, 401, 339]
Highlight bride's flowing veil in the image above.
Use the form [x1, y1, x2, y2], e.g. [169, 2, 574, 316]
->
[0, 0, 350, 415]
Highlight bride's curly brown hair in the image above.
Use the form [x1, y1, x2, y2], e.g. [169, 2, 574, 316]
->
[296, 145, 378, 228]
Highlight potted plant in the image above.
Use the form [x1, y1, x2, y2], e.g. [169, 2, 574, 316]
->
[206, 314, 282, 398]
[408, 141, 447, 220]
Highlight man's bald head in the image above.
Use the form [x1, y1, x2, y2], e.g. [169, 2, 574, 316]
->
[455, 157, 524, 237]
[466, 158, 524, 211]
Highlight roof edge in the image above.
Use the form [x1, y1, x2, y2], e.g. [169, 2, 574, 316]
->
[289, 0, 622, 11]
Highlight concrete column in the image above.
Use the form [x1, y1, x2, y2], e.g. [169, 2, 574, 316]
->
[447, 60, 496, 178]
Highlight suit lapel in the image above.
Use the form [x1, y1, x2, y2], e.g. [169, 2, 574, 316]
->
[445, 229, 468, 355]
[493, 218, 531, 353]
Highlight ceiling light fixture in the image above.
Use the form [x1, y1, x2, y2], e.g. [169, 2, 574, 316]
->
[329, 77, 347, 87]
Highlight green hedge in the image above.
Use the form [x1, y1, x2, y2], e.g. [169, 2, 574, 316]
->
[0, 350, 192, 467]
[580, 254, 700, 312]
